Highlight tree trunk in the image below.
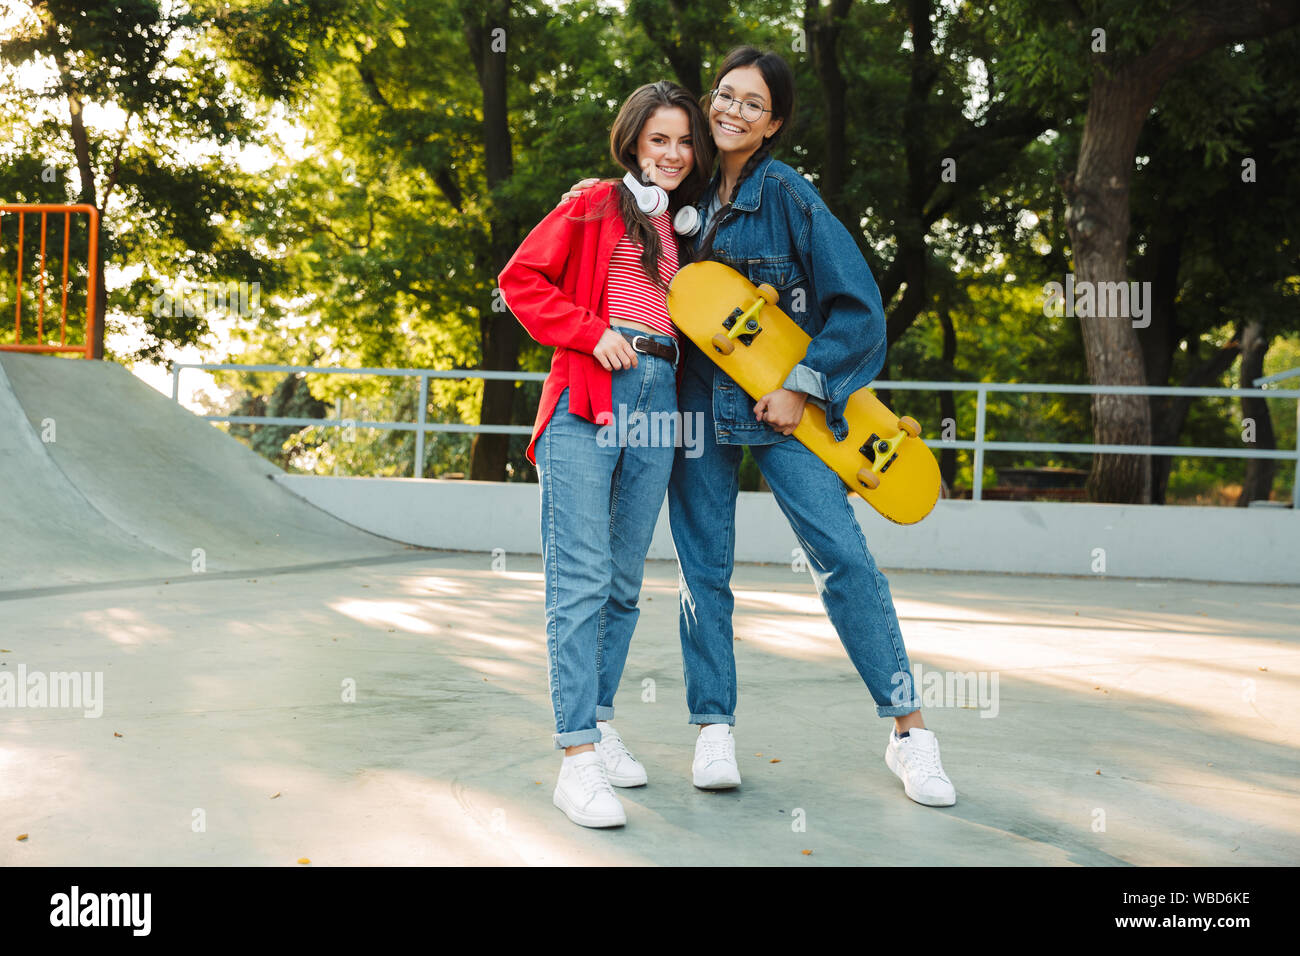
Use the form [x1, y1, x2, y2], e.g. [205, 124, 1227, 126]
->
[1138, 232, 1182, 503]
[1237, 320, 1276, 505]
[91, 235, 105, 359]
[938, 307, 958, 490]
[60, 64, 106, 359]
[1064, 68, 1157, 503]
[464, 0, 522, 482]
[880, 0, 935, 352]
[1063, 0, 1300, 502]
[633, 0, 704, 96]
[1148, 334, 1240, 503]
[805, 0, 853, 224]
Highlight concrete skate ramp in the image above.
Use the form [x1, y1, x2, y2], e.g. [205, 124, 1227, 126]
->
[0, 356, 188, 590]
[0, 353, 413, 594]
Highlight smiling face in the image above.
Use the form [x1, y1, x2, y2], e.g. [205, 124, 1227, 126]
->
[635, 105, 695, 193]
[709, 64, 783, 158]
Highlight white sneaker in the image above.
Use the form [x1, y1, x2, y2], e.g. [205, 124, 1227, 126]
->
[553, 750, 627, 827]
[885, 727, 956, 807]
[596, 722, 648, 787]
[692, 723, 741, 790]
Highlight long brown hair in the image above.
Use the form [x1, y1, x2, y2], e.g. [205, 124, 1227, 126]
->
[576, 80, 713, 290]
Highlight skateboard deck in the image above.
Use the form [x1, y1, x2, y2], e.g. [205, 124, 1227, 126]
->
[667, 260, 941, 524]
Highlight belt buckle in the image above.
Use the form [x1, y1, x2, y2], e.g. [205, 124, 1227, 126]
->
[628, 331, 679, 368]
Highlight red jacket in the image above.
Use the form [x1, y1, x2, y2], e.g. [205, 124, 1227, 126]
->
[498, 180, 683, 466]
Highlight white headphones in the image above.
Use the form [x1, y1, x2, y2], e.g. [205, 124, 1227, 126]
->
[623, 170, 668, 217]
[674, 205, 701, 236]
[622, 164, 703, 236]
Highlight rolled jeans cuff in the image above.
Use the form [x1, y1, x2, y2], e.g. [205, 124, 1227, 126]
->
[875, 700, 921, 718]
[595, 705, 615, 721]
[553, 727, 602, 750]
[688, 713, 735, 726]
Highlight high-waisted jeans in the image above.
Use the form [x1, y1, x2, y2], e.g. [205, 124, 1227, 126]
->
[535, 332, 679, 748]
[667, 341, 922, 723]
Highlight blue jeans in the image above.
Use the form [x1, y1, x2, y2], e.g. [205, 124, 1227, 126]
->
[535, 333, 680, 749]
[667, 342, 922, 723]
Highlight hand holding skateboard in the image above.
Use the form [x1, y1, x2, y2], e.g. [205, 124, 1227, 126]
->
[753, 388, 807, 435]
[668, 261, 941, 524]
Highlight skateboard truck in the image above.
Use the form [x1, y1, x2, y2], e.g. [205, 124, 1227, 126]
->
[856, 416, 921, 490]
[712, 283, 779, 355]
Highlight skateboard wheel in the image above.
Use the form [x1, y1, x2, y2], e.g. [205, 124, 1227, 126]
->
[898, 416, 921, 438]
[756, 283, 778, 306]
[856, 468, 880, 490]
[712, 333, 735, 355]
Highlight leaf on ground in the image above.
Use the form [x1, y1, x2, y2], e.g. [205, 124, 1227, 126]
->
[17, 834, 28, 841]
[801, 849, 812, 855]
[297, 857, 311, 864]
[271, 792, 281, 799]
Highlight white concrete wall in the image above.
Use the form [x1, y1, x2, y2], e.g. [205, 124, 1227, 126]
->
[276, 475, 1300, 585]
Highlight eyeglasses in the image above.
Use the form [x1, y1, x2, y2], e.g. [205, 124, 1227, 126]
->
[709, 88, 771, 123]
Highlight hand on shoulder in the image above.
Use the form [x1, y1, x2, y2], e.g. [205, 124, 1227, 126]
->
[556, 177, 612, 208]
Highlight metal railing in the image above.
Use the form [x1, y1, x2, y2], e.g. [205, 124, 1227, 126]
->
[171, 362, 1300, 506]
[173, 364, 544, 479]
[0, 204, 99, 358]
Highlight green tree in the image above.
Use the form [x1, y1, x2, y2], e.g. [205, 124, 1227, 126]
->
[0, 0, 282, 361]
[997, 0, 1300, 502]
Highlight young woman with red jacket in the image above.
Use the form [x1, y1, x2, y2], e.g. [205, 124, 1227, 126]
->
[497, 81, 713, 828]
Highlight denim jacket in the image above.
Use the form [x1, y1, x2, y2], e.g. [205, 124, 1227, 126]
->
[688, 152, 887, 444]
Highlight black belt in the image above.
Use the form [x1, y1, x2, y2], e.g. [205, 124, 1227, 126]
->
[614, 327, 679, 367]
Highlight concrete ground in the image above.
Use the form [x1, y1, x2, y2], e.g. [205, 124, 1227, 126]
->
[3, 551, 1297, 866]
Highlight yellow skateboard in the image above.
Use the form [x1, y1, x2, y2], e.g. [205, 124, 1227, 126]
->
[667, 261, 941, 524]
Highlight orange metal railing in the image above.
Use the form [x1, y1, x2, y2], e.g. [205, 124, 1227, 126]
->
[0, 204, 99, 359]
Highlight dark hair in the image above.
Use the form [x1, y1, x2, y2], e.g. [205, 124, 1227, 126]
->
[694, 46, 796, 262]
[574, 80, 713, 291]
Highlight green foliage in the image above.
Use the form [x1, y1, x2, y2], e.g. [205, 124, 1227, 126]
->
[4, 0, 1296, 503]
[0, 0, 284, 361]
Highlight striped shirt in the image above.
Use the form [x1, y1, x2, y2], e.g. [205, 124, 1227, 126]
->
[605, 209, 679, 339]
